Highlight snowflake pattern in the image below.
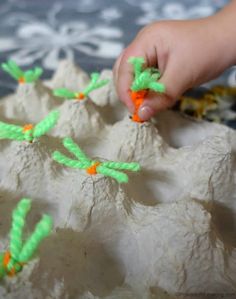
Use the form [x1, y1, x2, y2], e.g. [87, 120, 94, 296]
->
[99, 7, 122, 23]
[137, 2, 216, 25]
[0, 4, 123, 70]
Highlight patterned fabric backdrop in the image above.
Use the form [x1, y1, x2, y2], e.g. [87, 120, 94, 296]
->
[0, 0, 235, 97]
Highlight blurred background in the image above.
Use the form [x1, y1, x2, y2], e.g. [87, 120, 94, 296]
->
[0, 0, 235, 100]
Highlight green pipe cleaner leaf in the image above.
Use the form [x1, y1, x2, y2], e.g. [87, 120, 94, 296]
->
[33, 110, 59, 138]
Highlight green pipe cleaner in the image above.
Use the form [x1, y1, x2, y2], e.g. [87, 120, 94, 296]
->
[53, 72, 109, 100]
[0, 110, 59, 142]
[52, 137, 140, 183]
[18, 215, 52, 263]
[128, 57, 165, 93]
[0, 198, 52, 279]
[1, 60, 43, 83]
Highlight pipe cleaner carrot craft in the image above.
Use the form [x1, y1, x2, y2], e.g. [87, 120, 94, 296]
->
[53, 73, 109, 101]
[129, 57, 165, 122]
[1, 60, 43, 84]
[0, 198, 52, 279]
[52, 137, 140, 183]
[0, 110, 59, 142]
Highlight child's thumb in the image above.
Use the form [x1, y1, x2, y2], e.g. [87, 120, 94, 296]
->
[138, 94, 174, 121]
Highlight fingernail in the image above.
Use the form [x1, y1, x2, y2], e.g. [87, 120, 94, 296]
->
[138, 106, 154, 121]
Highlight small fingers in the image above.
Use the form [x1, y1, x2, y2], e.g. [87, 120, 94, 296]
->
[115, 44, 145, 113]
[138, 59, 189, 121]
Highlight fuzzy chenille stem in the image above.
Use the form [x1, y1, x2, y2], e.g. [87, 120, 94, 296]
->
[0, 121, 23, 134]
[33, 110, 59, 138]
[63, 138, 91, 167]
[0, 199, 53, 279]
[9, 199, 31, 261]
[82, 73, 109, 97]
[53, 88, 76, 99]
[18, 215, 52, 263]
[53, 72, 109, 100]
[102, 161, 140, 171]
[127, 56, 166, 122]
[97, 165, 129, 183]
[52, 138, 140, 183]
[1, 60, 43, 83]
[128, 56, 165, 92]
[1, 60, 24, 81]
[52, 151, 88, 169]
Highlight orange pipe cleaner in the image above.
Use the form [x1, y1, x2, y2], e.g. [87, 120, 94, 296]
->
[76, 93, 85, 100]
[128, 57, 165, 123]
[22, 124, 34, 133]
[18, 77, 25, 84]
[86, 162, 101, 175]
[3, 251, 24, 277]
[130, 90, 148, 123]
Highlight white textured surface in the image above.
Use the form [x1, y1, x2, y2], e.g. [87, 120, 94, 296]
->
[0, 61, 235, 299]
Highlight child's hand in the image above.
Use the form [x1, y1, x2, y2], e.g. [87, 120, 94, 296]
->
[113, 8, 236, 121]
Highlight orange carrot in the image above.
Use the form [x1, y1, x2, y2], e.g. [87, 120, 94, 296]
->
[130, 90, 148, 123]
[86, 161, 101, 175]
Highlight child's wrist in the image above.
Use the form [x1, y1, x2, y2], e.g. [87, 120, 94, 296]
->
[210, 2, 236, 67]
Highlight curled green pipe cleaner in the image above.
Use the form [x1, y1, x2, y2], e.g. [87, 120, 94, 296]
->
[0, 110, 59, 142]
[10, 199, 31, 262]
[53, 72, 109, 100]
[18, 215, 52, 263]
[1, 60, 43, 83]
[128, 57, 165, 93]
[0, 198, 52, 279]
[52, 137, 140, 183]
